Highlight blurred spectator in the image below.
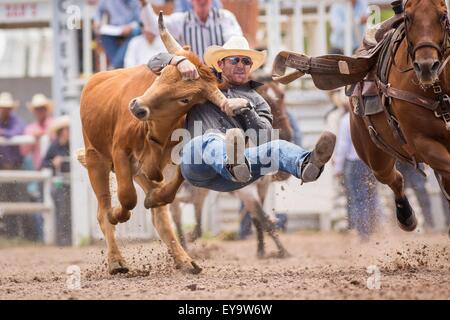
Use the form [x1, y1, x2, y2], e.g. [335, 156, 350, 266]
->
[0, 92, 28, 239]
[334, 109, 382, 241]
[20, 94, 54, 242]
[287, 110, 302, 147]
[396, 161, 435, 230]
[0, 92, 25, 169]
[140, 0, 242, 60]
[329, 0, 368, 54]
[42, 116, 72, 246]
[21, 94, 54, 172]
[125, 26, 166, 67]
[174, 0, 222, 12]
[94, 0, 142, 69]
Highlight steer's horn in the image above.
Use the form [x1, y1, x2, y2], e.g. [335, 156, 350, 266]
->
[206, 88, 230, 113]
[158, 11, 183, 54]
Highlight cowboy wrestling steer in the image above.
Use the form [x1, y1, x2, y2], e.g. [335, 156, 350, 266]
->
[80, 13, 230, 275]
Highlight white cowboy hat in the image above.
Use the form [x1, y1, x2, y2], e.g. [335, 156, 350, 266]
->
[204, 36, 267, 73]
[48, 115, 70, 134]
[0, 92, 19, 109]
[27, 93, 53, 112]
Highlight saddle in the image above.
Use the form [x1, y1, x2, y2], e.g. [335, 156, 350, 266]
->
[272, 11, 404, 89]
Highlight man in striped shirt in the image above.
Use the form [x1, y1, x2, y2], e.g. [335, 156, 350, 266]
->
[139, 0, 242, 61]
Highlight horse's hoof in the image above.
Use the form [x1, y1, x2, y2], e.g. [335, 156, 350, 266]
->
[108, 260, 129, 275]
[395, 197, 418, 232]
[176, 260, 202, 274]
[277, 250, 291, 259]
[188, 230, 201, 242]
[257, 249, 265, 259]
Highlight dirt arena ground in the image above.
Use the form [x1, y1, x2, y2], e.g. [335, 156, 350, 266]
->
[0, 230, 449, 300]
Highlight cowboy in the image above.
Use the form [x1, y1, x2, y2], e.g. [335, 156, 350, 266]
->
[140, 0, 242, 61]
[21, 94, 54, 171]
[148, 36, 336, 192]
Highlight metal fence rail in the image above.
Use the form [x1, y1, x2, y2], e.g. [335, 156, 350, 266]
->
[0, 169, 55, 244]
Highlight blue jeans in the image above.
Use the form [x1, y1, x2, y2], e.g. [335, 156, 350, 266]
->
[100, 30, 138, 69]
[180, 133, 311, 192]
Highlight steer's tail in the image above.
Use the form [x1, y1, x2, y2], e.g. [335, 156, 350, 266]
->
[76, 148, 87, 168]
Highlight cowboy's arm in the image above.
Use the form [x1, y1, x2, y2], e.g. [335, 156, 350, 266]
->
[148, 53, 199, 79]
[140, 1, 184, 39]
[241, 98, 273, 132]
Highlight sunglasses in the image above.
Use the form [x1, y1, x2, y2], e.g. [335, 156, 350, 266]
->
[224, 56, 253, 66]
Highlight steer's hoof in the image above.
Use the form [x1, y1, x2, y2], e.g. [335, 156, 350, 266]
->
[144, 191, 165, 209]
[108, 260, 129, 275]
[176, 261, 202, 274]
[107, 208, 131, 225]
[395, 197, 417, 232]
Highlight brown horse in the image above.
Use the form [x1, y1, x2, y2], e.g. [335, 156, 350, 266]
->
[350, 0, 450, 232]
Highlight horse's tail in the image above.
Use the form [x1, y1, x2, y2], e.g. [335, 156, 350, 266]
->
[76, 148, 87, 168]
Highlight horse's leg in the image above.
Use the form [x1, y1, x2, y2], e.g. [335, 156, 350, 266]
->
[190, 187, 209, 242]
[349, 113, 417, 231]
[235, 185, 289, 258]
[85, 148, 128, 274]
[107, 149, 136, 225]
[251, 216, 265, 258]
[144, 165, 185, 208]
[441, 177, 450, 228]
[169, 200, 187, 249]
[134, 175, 201, 274]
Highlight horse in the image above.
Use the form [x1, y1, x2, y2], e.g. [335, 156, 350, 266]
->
[349, 0, 450, 232]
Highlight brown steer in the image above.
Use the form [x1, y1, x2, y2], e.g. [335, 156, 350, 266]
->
[80, 13, 228, 274]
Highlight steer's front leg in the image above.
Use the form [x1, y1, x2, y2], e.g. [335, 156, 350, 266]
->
[109, 149, 137, 224]
[144, 165, 185, 208]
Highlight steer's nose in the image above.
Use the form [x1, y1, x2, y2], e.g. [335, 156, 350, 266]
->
[129, 99, 150, 120]
[413, 58, 441, 84]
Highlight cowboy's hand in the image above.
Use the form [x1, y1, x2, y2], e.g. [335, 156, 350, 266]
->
[171, 56, 199, 80]
[225, 98, 250, 116]
[121, 24, 133, 36]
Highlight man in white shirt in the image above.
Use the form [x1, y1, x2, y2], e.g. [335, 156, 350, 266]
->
[124, 27, 166, 67]
[139, 0, 242, 61]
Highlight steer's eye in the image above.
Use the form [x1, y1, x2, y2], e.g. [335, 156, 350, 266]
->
[179, 98, 190, 105]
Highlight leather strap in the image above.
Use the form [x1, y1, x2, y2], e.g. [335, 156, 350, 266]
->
[377, 80, 441, 111]
[363, 115, 426, 176]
